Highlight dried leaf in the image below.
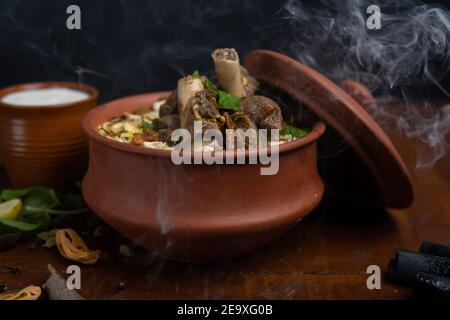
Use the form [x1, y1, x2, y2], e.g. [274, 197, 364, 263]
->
[37, 229, 57, 248]
[55, 228, 100, 264]
[0, 285, 41, 300]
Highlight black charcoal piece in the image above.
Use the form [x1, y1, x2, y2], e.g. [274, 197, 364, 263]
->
[413, 272, 450, 299]
[420, 241, 450, 258]
[388, 250, 450, 285]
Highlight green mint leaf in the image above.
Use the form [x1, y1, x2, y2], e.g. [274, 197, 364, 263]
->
[218, 91, 241, 111]
[280, 125, 310, 138]
[203, 77, 220, 95]
[57, 193, 86, 210]
[1, 188, 31, 201]
[142, 120, 152, 131]
[0, 218, 49, 234]
[192, 70, 200, 77]
[152, 118, 162, 130]
[21, 187, 60, 217]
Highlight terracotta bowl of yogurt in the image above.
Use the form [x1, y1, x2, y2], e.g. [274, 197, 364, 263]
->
[0, 82, 98, 189]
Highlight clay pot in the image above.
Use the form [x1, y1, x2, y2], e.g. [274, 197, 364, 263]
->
[82, 49, 413, 262]
[82, 92, 326, 262]
[0, 82, 98, 189]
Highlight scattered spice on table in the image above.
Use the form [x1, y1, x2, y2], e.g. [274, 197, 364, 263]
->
[2, 265, 22, 276]
[117, 281, 128, 291]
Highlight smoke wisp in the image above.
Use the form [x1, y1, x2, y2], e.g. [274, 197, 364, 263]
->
[283, 0, 450, 168]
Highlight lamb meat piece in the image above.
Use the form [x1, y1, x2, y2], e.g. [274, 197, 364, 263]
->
[159, 90, 178, 116]
[240, 95, 283, 130]
[191, 90, 222, 120]
[159, 114, 180, 129]
[223, 112, 237, 130]
[225, 111, 258, 150]
[240, 66, 259, 97]
[232, 111, 257, 130]
[181, 90, 224, 135]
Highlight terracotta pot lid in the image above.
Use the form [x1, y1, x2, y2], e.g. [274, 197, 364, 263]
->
[244, 50, 413, 208]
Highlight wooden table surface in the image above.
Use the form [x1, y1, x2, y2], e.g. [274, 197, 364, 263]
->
[0, 105, 449, 300]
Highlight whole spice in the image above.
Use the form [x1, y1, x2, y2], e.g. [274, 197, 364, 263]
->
[119, 244, 134, 258]
[2, 265, 22, 276]
[0, 285, 41, 300]
[117, 281, 127, 291]
[55, 228, 100, 264]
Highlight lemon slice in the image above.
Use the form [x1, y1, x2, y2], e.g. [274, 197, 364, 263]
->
[0, 199, 22, 220]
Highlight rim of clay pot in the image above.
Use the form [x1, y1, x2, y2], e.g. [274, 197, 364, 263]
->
[82, 92, 326, 160]
[0, 81, 98, 110]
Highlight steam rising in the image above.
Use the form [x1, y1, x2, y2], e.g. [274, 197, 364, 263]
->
[283, 0, 450, 168]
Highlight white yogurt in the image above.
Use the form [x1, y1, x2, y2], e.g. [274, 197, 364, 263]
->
[1, 87, 90, 107]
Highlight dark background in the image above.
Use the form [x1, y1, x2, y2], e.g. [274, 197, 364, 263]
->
[0, 0, 449, 103]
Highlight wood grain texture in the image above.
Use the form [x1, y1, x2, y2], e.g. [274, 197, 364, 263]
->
[0, 102, 449, 299]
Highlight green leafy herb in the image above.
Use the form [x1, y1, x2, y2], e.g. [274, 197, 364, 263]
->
[0, 186, 89, 235]
[151, 118, 162, 130]
[142, 120, 152, 131]
[21, 187, 60, 216]
[191, 70, 200, 78]
[1, 188, 31, 201]
[199, 74, 241, 111]
[218, 91, 241, 111]
[280, 125, 310, 139]
[142, 119, 163, 131]
[203, 77, 219, 94]
[0, 218, 49, 234]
